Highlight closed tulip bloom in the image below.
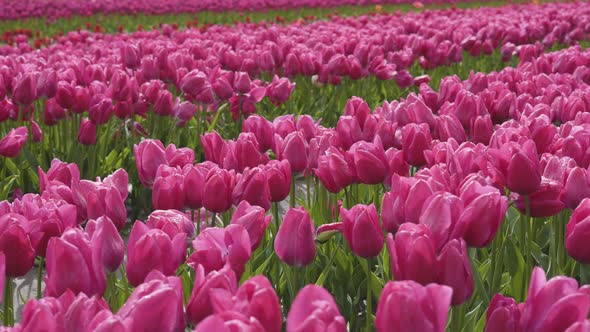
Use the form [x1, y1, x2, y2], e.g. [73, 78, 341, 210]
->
[202, 167, 235, 213]
[243, 115, 274, 152]
[134, 139, 168, 187]
[484, 294, 520, 332]
[564, 167, 590, 210]
[402, 123, 432, 166]
[512, 180, 565, 218]
[31, 120, 43, 143]
[152, 167, 185, 211]
[566, 198, 590, 263]
[387, 223, 438, 285]
[126, 221, 186, 287]
[376, 280, 452, 332]
[117, 271, 185, 332]
[230, 201, 271, 251]
[340, 204, 384, 258]
[435, 114, 467, 144]
[0, 126, 28, 158]
[187, 264, 238, 325]
[188, 224, 251, 279]
[436, 239, 474, 305]
[233, 72, 252, 94]
[146, 209, 196, 240]
[419, 192, 464, 252]
[264, 160, 291, 202]
[45, 228, 106, 297]
[315, 147, 354, 193]
[12, 73, 37, 105]
[287, 285, 346, 332]
[347, 137, 389, 185]
[273, 115, 296, 139]
[505, 140, 542, 195]
[75, 179, 127, 230]
[277, 131, 308, 173]
[336, 116, 363, 150]
[266, 75, 295, 106]
[61, 292, 111, 332]
[233, 133, 265, 171]
[274, 207, 316, 266]
[458, 191, 508, 248]
[154, 90, 174, 116]
[470, 115, 493, 145]
[0, 213, 35, 277]
[521, 267, 590, 331]
[86, 216, 125, 273]
[165, 144, 194, 168]
[78, 118, 97, 146]
[182, 164, 207, 209]
[201, 131, 227, 165]
[88, 95, 113, 125]
[233, 167, 271, 211]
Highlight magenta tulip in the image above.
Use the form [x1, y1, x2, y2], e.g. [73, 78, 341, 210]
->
[275, 131, 308, 173]
[287, 285, 346, 332]
[202, 167, 235, 213]
[340, 204, 384, 258]
[230, 201, 271, 251]
[376, 280, 452, 332]
[152, 166, 185, 211]
[146, 209, 196, 240]
[232, 167, 271, 211]
[274, 207, 316, 266]
[133, 139, 168, 187]
[347, 137, 389, 185]
[315, 147, 354, 193]
[0, 126, 28, 158]
[484, 294, 520, 332]
[186, 264, 238, 325]
[566, 198, 590, 263]
[436, 238, 474, 305]
[0, 213, 35, 277]
[78, 118, 96, 146]
[264, 159, 292, 202]
[387, 223, 438, 285]
[402, 123, 432, 166]
[86, 216, 124, 273]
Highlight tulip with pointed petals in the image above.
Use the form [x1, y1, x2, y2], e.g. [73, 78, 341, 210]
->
[436, 238, 474, 305]
[287, 285, 346, 332]
[133, 139, 168, 187]
[0, 213, 35, 277]
[0, 126, 28, 158]
[340, 204, 384, 258]
[387, 223, 438, 285]
[202, 167, 235, 213]
[187, 264, 238, 325]
[86, 216, 124, 273]
[274, 207, 316, 266]
[264, 160, 292, 202]
[146, 209, 196, 240]
[230, 201, 271, 251]
[376, 280, 452, 332]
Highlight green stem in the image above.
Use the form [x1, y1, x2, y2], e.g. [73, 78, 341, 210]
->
[272, 202, 280, 231]
[469, 248, 490, 304]
[366, 263, 373, 331]
[522, 195, 531, 301]
[3, 278, 12, 326]
[37, 257, 44, 299]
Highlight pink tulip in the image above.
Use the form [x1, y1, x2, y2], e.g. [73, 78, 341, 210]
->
[387, 223, 438, 285]
[232, 167, 271, 211]
[133, 139, 168, 187]
[287, 285, 346, 332]
[512, 180, 565, 218]
[347, 137, 389, 185]
[182, 164, 207, 209]
[266, 75, 295, 106]
[201, 131, 227, 165]
[436, 238, 474, 305]
[85, 216, 125, 273]
[146, 209, 196, 240]
[188, 224, 251, 278]
[274, 207, 316, 266]
[202, 167, 235, 213]
[230, 201, 271, 251]
[117, 271, 185, 332]
[340, 204, 384, 258]
[0, 213, 35, 277]
[419, 192, 464, 252]
[315, 147, 354, 193]
[78, 118, 96, 146]
[0, 126, 28, 158]
[152, 166, 185, 211]
[484, 294, 520, 332]
[505, 140, 542, 195]
[566, 198, 590, 263]
[402, 123, 432, 166]
[275, 131, 308, 173]
[126, 221, 186, 286]
[45, 228, 106, 297]
[264, 159, 292, 202]
[243, 114, 274, 152]
[38, 159, 80, 193]
[458, 190, 508, 248]
[187, 264, 238, 325]
[563, 167, 590, 209]
[376, 280, 452, 332]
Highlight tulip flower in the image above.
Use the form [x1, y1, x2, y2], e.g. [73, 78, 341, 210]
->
[117, 271, 185, 332]
[484, 294, 520, 332]
[202, 167, 235, 213]
[436, 239, 474, 305]
[126, 221, 186, 286]
[12, 73, 37, 105]
[381, 176, 435, 232]
[287, 285, 347, 332]
[457, 190, 508, 248]
[275, 131, 308, 173]
[419, 192, 464, 252]
[133, 139, 168, 187]
[183, 164, 207, 209]
[152, 166, 185, 211]
[340, 204, 384, 258]
[274, 207, 316, 266]
[38, 159, 80, 193]
[387, 223, 438, 285]
[315, 147, 354, 193]
[86, 216, 125, 273]
[234, 133, 266, 171]
[0, 126, 28, 158]
[201, 131, 227, 165]
[73, 176, 127, 230]
[232, 167, 271, 211]
[188, 224, 251, 278]
[194, 312, 264, 331]
[264, 159, 292, 202]
[78, 118, 97, 146]
[563, 167, 590, 209]
[45, 228, 106, 297]
[376, 280, 452, 332]
[243, 114, 274, 152]
[402, 123, 432, 166]
[566, 198, 590, 263]
[512, 180, 565, 218]
[347, 137, 389, 185]
[0, 213, 35, 277]
[505, 140, 542, 195]
[230, 201, 271, 251]
[146, 209, 196, 240]
[266, 75, 295, 106]
[187, 264, 238, 325]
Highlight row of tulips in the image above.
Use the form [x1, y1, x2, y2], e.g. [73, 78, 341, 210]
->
[0, 0, 486, 21]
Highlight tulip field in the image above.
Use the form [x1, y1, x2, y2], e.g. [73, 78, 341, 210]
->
[3, 0, 590, 330]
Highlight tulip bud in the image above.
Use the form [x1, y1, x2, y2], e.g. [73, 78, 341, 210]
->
[376, 280, 452, 332]
[203, 167, 235, 213]
[264, 160, 292, 202]
[86, 216, 125, 273]
[419, 192, 463, 252]
[340, 204, 384, 258]
[347, 137, 389, 185]
[402, 123, 432, 166]
[505, 140, 542, 195]
[188, 224, 251, 279]
[287, 285, 346, 332]
[566, 198, 590, 264]
[230, 201, 271, 251]
[146, 209, 196, 240]
[276, 131, 308, 173]
[484, 294, 520, 332]
[201, 131, 226, 165]
[437, 239, 474, 305]
[0, 213, 35, 277]
[0, 126, 28, 158]
[243, 115, 274, 152]
[315, 147, 354, 193]
[126, 221, 186, 286]
[387, 223, 438, 285]
[133, 139, 168, 187]
[152, 166, 185, 211]
[274, 207, 316, 266]
[187, 264, 238, 325]
[458, 191, 508, 248]
[78, 118, 97, 146]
